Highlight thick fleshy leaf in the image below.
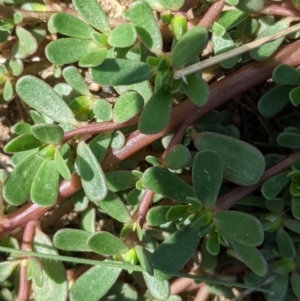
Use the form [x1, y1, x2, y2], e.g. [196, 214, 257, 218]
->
[171, 15, 187, 40]
[27, 258, 43, 288]
[261, 171, 290, 200]
[192, 150, 223, 207]
[201, 238, 218, 272]
[106, 171, 137, 192]
[96, 191, 131, 223]
[276, 228, 296, 260]
[80, 207, 96, 232]
[292, 195, 300, 219]
[70, 265, 121, 301]
[182, 74, 209, 106]
[277, 132, 300, 148]
[16, 76, 76, 124]
[0, 261, 19, 282]
[54, 149, 71, 180]
[87, 231, 128, 256]
[272, 64, 300, 85]
[89, 132, 111, 163]
[90, 59, 153, 86]
[151, 224, 201, 279]
[46, 38, 98, 64]
[4, 134, 43, 153]
[258, 85, 292, 118]
[113, 91, 144, 124]
[143, 272, 170, 300]
[284, 219, 300, 234]
[135, 245, 153, 276]
[78, 48, 107, 67]
[138, 89, 172, 134]
[108, 24, 137, 48]
[31, 159, 59, 207]
[206, 231, 220, 255]
[31, 124, 64, 144]
[93, 99, 112, 121]
[290, 270, 300, 300]
[62, 66, 90, 95]
[214, 211, 264, 246]
[228, 238, 267, 276]
[171, 26, 208, 68]
[53, 229, 91, 251]
[14, 122, 31, 135]
[73, 0, 110, 33]
[3, 152, 43, 205]
[266, 274, 288, 301]
[146, 206, 171, 226]
[76, 141, 108, 202]
[264, 198, 284, 214]
[165, 144, 191, 170]
[159, 0, 184, 10]
[73, 189, 89, 212]
[166, 204, 191, 222]
[128, 1, 162, 54]
[290, 85, 300, 106]
[110, 130, 125, 150]
[142, 166, 196, 203]
[3, 80, 14, 101]
[193, 132, 265, 185]
[6, 58, 23, 76]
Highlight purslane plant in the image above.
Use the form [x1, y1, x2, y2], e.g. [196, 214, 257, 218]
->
[2, 0, 300, 300]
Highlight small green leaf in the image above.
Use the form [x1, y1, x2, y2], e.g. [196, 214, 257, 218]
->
[96, 191, 131, 223]
[4, 134, 43, 153]
[113, 91, 144, 123]
[146, 206, 171, 226]
[171, 26, 208, 68]
[128, 1, 162, 55]
[235, 0, 264, 13]
[206, 231, 220, 255]
[214, 211, 264, 246]
[159, 0, 184, 10]
[108, 23, 137, 48]
[267, 274, 288, 301]
[13, 122, 31, 135]
[76, 141, 108, 202]
[139, 89, 172, 134]
[110, 130, 125, 150]
[54, 149, 71, 180]
[290, 270, 300, 300]
[151, 224, 201, 279]
[62, 66, 90, 95]
[193, 132, 265, 186]
[284, 219, 300, 234]
[277, 132, 300, 148]
[89, 132, 111, 163]
[292, 196, 300, 219]
[182, 74, 209, 106]
[46, 38, 98, 64]
[78, 48, 107, 68]
[228, 238, 267, 276]
[0, 261, 19, 282]
[16, 76, 76, 124]
[31, 159, 59, 207]
[87, 231, 128, 256]
[70, 265, 121, 301]
[106, 171, 137, 192]
[264, 198, 284, 214]
[6, 58, 23, 76]
[53, 229, 91, 251]
[192, 150, 223, 207]
[90, 59, 153, 86]
[3, 80, 14, 101]
[171, 15, 187, 40]
[290, 85, 300, 106]
[165, 144, 191, 170]
[143, 272, 170, 300]
[276, 228, 296, 260]
[80, 206, 96, 233]
[272, 64, 300, 85]
[201, 238, 218, 272]
[93, 99, 112, 121]
[135, 245, 153, 276]
[31, 124, 64, 144]
[27, 258, 43, 288]
[3, 152, 44, 205]
[73, 0, 110, 33]
[166, 204, 190, 222]
[142, 166, 196, 203]
[261, 171, 290, 200]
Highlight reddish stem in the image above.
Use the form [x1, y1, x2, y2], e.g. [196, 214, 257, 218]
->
[261, 4, 300, 17]
[197, 0, 225, 29]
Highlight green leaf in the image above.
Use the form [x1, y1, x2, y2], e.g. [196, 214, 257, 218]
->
[135, 245, 153, 276]
[13, 122, 31, 135]
[3, 152, 44, 205]
[193, 132, 265, 186]
[12, 26, 38, 59]
[113, 91, 144, 124]
[106, 171, 137, 192]
[206, 231, 220, 255]
[3, 80, 14, 101]
[228, 238, 267, 276]
[290, 85, 300, 106]
[272, 64, 300, 85]
[70, 95, 93, 120]
[31, 159, 59, 207]
[192, 150, 223, 207]
[266, 274, 288, 301]
[290, 270, 300, 300]
[93, 99, 112, 121]
[31, 124, 64, 144]
[4, 134, 43, 153]
[277, 132, 300, 148]
[214, 211, 264, 246]
[62, 66, 90, 95]
[151, 224, 201, 280]
[16, 76, 76, 124]
[46, 38, 98, 64]
[6, 58, 24, 76]
[261, 171, 290, 200]
[138, 89, 172, 134]
[143, 272, 170, 300]
[292, 195, 300, 219]
[201, 238, 218, 272]
[87, 231, 128, 256]
[166, 204, 190, 222]
[258, 85, 292, 118]
[159, 0, 184, 10]
[78, 48, 107, 68]
[102, 283, 137, 301]
[89, 132, 111, 164]
[27, 258, 43, 288]
[76, 141, 108, 202]
[96, 191, 131, 223]
[53, 229, 91, 251]
[54, 149, 71, 180]
[146, 206, 171, 226]
[171, 15, 187, 40]
[70, 265, 121, 301]
[128, 1, 162, 55]
[80, 207, 96, 233]
[90, 59, 153, 86]
[142, 166, 196, 203]
[284, 219, 300, 234]
[0, 261, 19, 282]
[264, 198, 284, 214]
[182, 74, 209, 106]
[73, 0, 110, 33]
[235, 0, 264, 13]
[110, 130, 125, 150]
[171, 26, 208, 68]
[165, 144, 191, 170]
[108, 24, 137, 48]
[49, 12, 95, 39]
[218, 9, 248, 31]
[276, 228, 296, 260]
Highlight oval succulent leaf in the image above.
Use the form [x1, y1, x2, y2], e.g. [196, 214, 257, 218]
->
[4, 134, 43, 153]
[87, 231, 128, 256]
[78, 48, 107, 68]
[290, 270, 300, 300]
[108, 23, 137, 48]
[53, 229, 91, 251]
[159, 0, 184, 10]
[89, 132, 112, 164]
[62, 66, 90, 95]
[143, 272, 170, 300]
[292, 195, 300, 219]
[165, 144, 191, 170]
[146, 206, 171, 226]
[193, 132, 265, 186]
[267, 274, 289, 301]
[49, 12, 95, 39]
[135, 245, 153, 276]
[277, 132, 300, 148]
[16, 76, 76, 124]
[76, 141, 108, 202]
[276, 228, 296, 260]
[31, 124, 64, 145]
[54, 148, 71, 180]
[142, 166, 196, 203]
[272, 64, 300, 85]
[214, 211, 264, 246]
